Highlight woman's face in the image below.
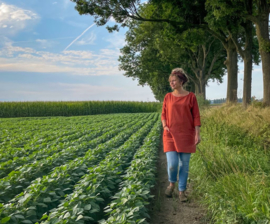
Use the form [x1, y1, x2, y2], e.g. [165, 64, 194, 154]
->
[169, 75, 182, 89]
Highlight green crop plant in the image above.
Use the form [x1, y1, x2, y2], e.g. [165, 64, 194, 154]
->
[0, 113, 161, 224]
[0, 114, 150, 204]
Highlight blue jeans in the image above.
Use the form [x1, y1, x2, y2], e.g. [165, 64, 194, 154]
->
[166, 151, 191, 192]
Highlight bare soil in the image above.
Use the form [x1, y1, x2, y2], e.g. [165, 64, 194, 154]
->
[148, 141, 209, 224]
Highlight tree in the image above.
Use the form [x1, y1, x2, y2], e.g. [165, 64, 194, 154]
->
[153, 27, 226, 99]
[244, 0, 270, 106]
[207, 0, 269, 106]
[119, 11, 225, 101]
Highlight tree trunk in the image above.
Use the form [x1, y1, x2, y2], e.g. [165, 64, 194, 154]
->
[243, 54, 252, 108]
[199, 79, 206, 100]
[225, 39, 238, 103]
[255, 16, 270, 106]
[242, 20, 253, 108]
[195, 83, 200, 95]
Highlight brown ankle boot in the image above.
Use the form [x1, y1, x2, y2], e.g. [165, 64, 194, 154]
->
[165, 185, 174, 197]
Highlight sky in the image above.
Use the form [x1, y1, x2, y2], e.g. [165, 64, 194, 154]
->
[0, 0, 264, 102]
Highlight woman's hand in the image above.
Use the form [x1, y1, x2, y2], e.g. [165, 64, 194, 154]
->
[164, 126, 170, 132]
[195, 134, 201, 145]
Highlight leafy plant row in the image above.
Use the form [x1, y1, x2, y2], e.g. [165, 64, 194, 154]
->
[0, 114, 114, 152]
[101, 120, 162, 224]
[0, 114, 150, 203]
[0, 115, 139, 178]
[0, 113, 119, 149]
[0, 114, 158, 224]
[40, 114, 159, 224]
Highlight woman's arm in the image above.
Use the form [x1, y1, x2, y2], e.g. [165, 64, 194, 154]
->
[195, 126, 201, 145]
[162, 119, 167, 128]
[192, 95, 201, 127]
[161, 95, 169, 131]
[161, 95, 167, 127]
[192, 95, 201, 145]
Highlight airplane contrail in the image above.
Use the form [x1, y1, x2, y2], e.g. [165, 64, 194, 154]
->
[63, 23, 96, 51]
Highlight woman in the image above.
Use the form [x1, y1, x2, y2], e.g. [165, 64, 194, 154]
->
[161, 68, 201, 202]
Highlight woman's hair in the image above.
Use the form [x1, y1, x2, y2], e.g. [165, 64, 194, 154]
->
[169, 68, 189, 85]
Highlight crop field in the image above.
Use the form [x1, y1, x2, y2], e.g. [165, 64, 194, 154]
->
[0, 113, 162, 224]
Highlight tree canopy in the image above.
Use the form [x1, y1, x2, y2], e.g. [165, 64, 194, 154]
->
[72, 0, 269, 106]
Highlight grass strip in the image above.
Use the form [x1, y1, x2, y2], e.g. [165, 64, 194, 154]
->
[190, 109, 270, 223]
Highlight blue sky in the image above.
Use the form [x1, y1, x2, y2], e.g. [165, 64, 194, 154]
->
[0, 0, 264, 102]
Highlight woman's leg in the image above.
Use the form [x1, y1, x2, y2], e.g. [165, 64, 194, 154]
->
[178, 153, 191, 192]
[166, 151, 179, 185]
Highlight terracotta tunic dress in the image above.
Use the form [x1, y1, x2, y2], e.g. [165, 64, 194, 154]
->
[161, 92, 201, 153]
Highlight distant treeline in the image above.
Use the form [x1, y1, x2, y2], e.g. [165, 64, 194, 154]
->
[0, 101, 162, 118]
[211, 98, 244, 104]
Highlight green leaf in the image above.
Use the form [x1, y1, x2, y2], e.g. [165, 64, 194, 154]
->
[83, 216, 94, 221]
[15, 215, 25, 219]
[84, 204, 91, 210]
[27, 206, 36, 210]
[43, 197, 51, 203]
[1, 217, 10, 224]
[21, 220, 33, 224]
[63, 212, 70, 219]
[137, 218, 146, 224]
[40, 214, 48, 220]
[122, 198, 128, 204]
[76, 215, 84, 221]
[26, 210, 36, 217]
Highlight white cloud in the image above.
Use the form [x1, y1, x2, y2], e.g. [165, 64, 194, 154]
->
[36, 39, 55, 49]
[0, 40, 121, 76]
[105, 32, 126, 49]
[52, 2, 58, 4]
[0, 3, 38, 34]
[76, 32, 96, 45]
[64, 23, 95, 51]
[109, 17, 116, 23]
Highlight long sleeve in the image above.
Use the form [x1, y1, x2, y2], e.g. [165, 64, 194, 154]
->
[192, 95, 201, 127]
[161, 95, 167, 121]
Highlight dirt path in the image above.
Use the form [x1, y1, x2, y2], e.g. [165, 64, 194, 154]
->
[148, 142, 208, 224]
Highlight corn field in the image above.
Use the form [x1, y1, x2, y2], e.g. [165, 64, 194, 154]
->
[0, 101, 162, 118]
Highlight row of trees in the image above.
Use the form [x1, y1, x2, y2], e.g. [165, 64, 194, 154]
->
[72, 0, 270, 107]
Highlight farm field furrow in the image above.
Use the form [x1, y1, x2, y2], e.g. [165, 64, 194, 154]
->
[102, 120, 161, 224]
[0, 114, 116, 147]
[0, 115, 113, 151]
[42, 115, 160, 224]
[0, 113, 159, 224]
[0, 114, 151, 203]
[0, 115, 140, 178]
